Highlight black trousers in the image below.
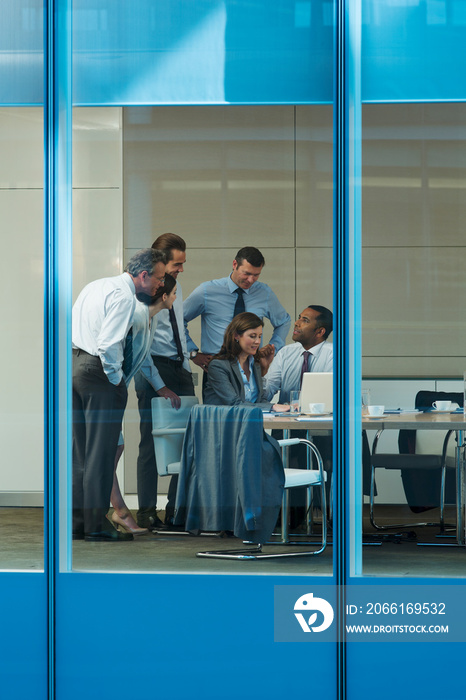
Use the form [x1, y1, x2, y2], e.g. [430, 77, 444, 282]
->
[135, 357, 194, 520]
[72, 350, 127, 535]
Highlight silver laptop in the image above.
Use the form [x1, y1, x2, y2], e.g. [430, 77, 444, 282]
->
[300, 372, 333, 414]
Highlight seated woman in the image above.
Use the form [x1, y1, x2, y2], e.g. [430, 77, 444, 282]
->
[204, 312, 290, 412]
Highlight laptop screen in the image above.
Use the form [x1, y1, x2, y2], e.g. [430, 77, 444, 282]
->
[300, 372, 333, 414]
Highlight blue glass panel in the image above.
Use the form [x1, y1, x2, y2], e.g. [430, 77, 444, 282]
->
[72, 0, 333, 105]
[0, 574, 47, 697]
[56, 574, 337, 699]
[0, 0, 43, 105]
[362, 0, 466, 103]
[2, 1, 466, 106]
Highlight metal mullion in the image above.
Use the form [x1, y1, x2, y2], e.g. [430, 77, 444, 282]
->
[334, 1, 362, 698]
[45, 1, 72, 698]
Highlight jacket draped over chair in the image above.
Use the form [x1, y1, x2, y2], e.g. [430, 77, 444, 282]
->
[174, 404, 284, 543]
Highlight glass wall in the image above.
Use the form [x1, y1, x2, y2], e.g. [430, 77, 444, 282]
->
[0, 3, 46, 696]
[62, 6, 339, 697]
[0, 107, 44, 570]
[361, 103, 466, 574]
[70, 103, 335, 573]
[2, 0, 466, 696]
[0, 0, 44, 572]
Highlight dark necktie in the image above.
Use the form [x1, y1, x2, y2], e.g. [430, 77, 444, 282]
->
[299, 350, 310, 388]
[169, 307, 184, 360]
[122, 327, 133, 377]
[233, 287, 245, 318]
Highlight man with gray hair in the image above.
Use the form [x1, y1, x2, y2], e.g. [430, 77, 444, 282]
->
[72, 248, 166, 542]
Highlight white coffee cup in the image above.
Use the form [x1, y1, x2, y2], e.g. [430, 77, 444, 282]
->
[309, 402, 325, 414]
[367, 405, 384, 417]
[432, 400, 451, 411]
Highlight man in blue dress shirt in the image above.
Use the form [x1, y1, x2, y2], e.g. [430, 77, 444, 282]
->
[183, 246, 291, 378]
[134, 233, 195, 530]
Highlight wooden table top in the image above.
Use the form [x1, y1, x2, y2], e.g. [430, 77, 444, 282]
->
[264, 411, 466, 432]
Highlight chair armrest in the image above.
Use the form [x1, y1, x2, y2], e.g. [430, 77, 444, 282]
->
[441, 430, 455, 466]
[279, 437, 325, 475]
[277, 438, 301, 447]
[371, 428, 384, 454]
[152, 428, 187, 436]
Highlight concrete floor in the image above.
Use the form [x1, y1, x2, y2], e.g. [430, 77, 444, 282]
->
[1, 505, 465, 577]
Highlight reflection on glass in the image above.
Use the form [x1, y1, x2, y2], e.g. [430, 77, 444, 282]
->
[362, 104, 466, 576]
[71, 105, 333, 574]
[0, 107, 44, 570]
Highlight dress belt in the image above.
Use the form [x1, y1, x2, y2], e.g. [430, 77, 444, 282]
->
[152, 355, 183, 365]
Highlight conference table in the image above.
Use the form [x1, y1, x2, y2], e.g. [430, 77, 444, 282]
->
[263, 411, 466, 546]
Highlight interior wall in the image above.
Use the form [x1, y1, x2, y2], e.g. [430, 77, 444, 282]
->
[0, 106, 123, 505]
[0, 107, 44, 503]
[362, 103, 466, 377]
[72, 107, 123, 297]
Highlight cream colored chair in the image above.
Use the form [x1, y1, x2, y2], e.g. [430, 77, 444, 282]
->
[151, 396, 199, 480]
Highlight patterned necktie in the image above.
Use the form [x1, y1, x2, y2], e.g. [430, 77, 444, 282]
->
[169, 307, 184, 360]
[122, 327, 133, 377]
[299, 350, 310, 388]
[233, 287, 245, 318]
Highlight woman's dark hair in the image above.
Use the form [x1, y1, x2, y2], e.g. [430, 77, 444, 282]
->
[152, 272, 176, 302]
[136, 273, 176, 306]
[215, 312, 264, 361]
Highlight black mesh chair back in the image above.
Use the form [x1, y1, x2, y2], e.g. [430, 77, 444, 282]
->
[370, 389, 463, 534]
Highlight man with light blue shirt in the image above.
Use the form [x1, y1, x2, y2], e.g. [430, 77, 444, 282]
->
[134, 233, 195, 530]
[183, 246, 291, 377]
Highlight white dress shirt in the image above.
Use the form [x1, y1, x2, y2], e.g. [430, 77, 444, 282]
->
[72, 272, 136, 386]
[264, 341, 333, 403]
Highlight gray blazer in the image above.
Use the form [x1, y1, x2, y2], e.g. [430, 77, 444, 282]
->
[204, 358, 273, 411]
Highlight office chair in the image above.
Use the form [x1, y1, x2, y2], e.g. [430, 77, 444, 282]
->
[151, 395, 199, 532]
[174, 404, 327, 560]
[369, 390, 462, 534]
[151, 395, 199, 478]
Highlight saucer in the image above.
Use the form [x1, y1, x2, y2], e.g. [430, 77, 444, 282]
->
[431, 409, 453, 414]
[367, 414, 384, 419]
[304, 411, 332, 417]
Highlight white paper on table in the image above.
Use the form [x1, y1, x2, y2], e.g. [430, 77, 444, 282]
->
[294, 415, 333, 421]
